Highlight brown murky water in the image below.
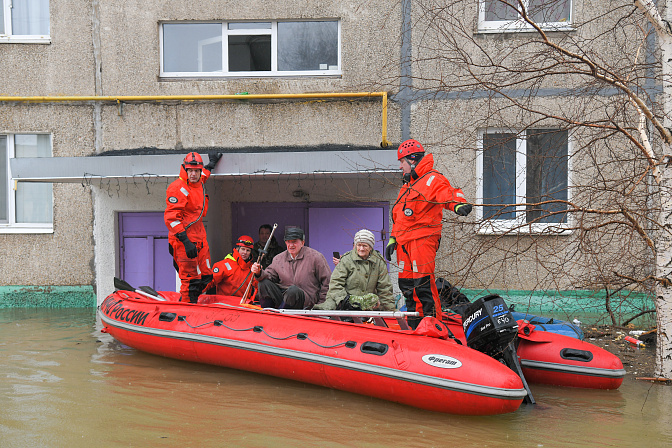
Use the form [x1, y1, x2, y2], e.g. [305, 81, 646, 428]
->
[1, 308, 671, 448]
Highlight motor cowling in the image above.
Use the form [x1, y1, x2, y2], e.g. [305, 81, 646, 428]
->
[462, 294, 518, 357]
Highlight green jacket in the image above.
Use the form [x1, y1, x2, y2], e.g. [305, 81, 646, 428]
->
[315, 250, 395, 311]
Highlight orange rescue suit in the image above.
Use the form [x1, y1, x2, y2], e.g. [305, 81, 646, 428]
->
[391, 153, 466, 245]
[164, 164, 212, 302]
[208, 249, 257, 297]
[391, 153, 467, 326]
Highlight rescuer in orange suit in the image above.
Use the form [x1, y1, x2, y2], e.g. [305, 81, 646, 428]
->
[164, 152, 221, 303]
[205, 235, 257, 298]
[385, 139, 472, 329]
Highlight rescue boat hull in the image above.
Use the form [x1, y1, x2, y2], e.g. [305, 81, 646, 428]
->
[99, 290, 527, 415]
[441, 313, 625, 389]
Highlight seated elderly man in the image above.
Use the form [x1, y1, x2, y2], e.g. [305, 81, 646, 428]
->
[251, 227, 331, 309]
[314, 229, 396, 311]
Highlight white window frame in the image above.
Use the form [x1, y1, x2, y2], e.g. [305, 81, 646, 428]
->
[0, 133, 53, 234]
[478, 0, 573, 34]
[475, 128, 573, 235]
[0, 0, 51, 44]
[160, 19, 342, 78]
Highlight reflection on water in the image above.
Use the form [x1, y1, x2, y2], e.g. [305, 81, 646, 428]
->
[1, 308, 672, 447]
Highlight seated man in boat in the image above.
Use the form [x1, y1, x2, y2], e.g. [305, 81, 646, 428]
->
[251, 227, 332, 309]
[204, 235, 256, 298]
[314, 229, 396, 312]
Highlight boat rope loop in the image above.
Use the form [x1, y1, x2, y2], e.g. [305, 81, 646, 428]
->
[178, 316, 357, 349]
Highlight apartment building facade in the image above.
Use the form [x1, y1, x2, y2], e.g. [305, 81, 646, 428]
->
[1, 1, 651, 320]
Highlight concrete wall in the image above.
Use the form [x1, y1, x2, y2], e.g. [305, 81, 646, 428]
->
[1, 0, 654, 313]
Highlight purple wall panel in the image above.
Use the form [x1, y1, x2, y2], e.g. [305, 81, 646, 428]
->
[309, 207, 386, 271]
[123, 236, 151, 288]
[153, 237, 175, 291]
[119, 212, 175, 291]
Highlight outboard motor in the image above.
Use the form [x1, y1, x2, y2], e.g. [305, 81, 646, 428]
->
[462, 294, 535, 404]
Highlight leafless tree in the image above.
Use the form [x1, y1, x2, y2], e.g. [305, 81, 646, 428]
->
[370, 0, 672, 377]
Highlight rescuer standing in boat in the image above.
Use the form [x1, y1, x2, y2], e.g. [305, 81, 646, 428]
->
[205, 235, 257, 298]
[385, 140, 472, 329]
[164, 152, 221, 303]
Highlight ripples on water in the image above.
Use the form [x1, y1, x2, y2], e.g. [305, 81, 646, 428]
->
[1, 308, 671, 447]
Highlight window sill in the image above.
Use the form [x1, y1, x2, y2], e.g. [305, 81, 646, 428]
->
[0, 226, 54, 234]
[476, 221, 573, 235]
[477, 25, 574, 35]
[159, 71, 343, 80]
[0, 36, 51, 44]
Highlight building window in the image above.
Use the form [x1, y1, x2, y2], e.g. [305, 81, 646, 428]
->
[161, 20, 340, 77]
[0, 134, 53, 233]
[476, 129, 570, 233]
[0, 0, 50, 43]
[479, 0, 572, 33]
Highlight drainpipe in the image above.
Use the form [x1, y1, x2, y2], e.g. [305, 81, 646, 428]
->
[0, 92, 390, 148]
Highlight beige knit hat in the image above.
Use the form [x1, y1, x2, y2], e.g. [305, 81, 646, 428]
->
[354, 229, 375, 248]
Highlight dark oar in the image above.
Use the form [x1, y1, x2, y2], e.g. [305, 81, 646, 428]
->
[114, 277, 166, 301]
[114, 277, 135, 292]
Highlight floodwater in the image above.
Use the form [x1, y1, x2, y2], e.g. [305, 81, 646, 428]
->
[1, 308, 671, 448]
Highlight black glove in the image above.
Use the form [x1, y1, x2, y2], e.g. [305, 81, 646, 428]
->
[454, 203, 472, 217]
[204, 153, 222, 171]
[385, 238, 397, 262]
[176, 231, 198, 259]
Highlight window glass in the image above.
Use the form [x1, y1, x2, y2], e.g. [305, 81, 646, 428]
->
[526, 129, 568, 223]
[0, 136, 7, 223]
[163, 23, 222, 73]
[228, 34, 271, 71]
[277, 21, 338, 71]
[0, 5, 5, 34]
[482, 133, 517, 220]
[14, 134, 52, 224]
[484, 0, 518, 21]
[11, 0, 49, 35]
[529, 0, 570, 23]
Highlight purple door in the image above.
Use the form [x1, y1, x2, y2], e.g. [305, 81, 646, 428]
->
[119, 212, 176, 291]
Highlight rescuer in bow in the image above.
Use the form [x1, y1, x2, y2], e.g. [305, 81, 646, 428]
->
[164, 152, 221, 303]
[205, 235, 257, 298]
[385, 139, 472, 329]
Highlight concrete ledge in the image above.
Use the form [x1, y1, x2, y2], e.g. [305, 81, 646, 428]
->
[0, 286, 96, 308]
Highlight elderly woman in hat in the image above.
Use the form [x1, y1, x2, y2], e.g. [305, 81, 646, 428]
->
[314, 229, 395, 311]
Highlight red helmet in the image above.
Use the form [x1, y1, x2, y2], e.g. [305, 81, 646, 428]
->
[236, 235, 255, 249]
[183, 152, 204, 170]
[397, 139, 424, 160]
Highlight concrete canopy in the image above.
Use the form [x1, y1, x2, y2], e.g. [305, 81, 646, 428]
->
[10, 145, 399, 183]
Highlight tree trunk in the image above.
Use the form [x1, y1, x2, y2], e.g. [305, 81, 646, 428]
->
[654, 3, 672, 378]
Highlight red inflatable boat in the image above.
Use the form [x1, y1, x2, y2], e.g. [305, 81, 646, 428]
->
[98, 284, 527, 416]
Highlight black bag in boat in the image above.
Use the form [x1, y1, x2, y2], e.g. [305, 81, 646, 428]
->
[462, 294, 518, 357]
[436, 277, 471, 315]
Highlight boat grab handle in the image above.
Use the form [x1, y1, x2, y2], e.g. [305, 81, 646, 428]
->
[360, 341, 388, 356]
[560, 348, 594, 362]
